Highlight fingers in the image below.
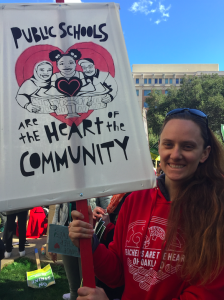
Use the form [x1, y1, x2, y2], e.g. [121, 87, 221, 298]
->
[93, 213, 103, 220]
[102, 214, 110, 226]
[93, 207, 106, 220]
[93, 207, 105, 215]
[68, 219, 94, 247]
[33, 105, 41, 111]
[69, 207, 94, 247]
[101, 95, 111, 104]
[30, 105, 41, 113]
[69, 219, 93, 231]
[71, 207, 93, 224]
[71, 210, 84, 221]
[77, 287, 91, 297]
[77, 287, 109, 300]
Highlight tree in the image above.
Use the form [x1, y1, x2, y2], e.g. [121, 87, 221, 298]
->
[146, 74, 224, 147]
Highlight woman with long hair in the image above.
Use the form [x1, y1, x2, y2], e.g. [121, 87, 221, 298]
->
[69, 108, 224, 300]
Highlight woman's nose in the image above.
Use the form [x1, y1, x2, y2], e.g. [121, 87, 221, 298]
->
[170, 146, 182, 160]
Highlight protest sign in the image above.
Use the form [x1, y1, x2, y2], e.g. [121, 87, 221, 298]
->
[27, 264, 55, 289]
[0, 3, 156, 212]
[48, 224, 80, 257]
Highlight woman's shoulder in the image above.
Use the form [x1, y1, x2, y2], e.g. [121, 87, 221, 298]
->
[17, 79, 38, 94]
[129, 187, 158, 198]
[122, 188, 158, 208]
[51, 73, 60, 81]
[19, 79, 35, 88]
[75, 71, 84, 79]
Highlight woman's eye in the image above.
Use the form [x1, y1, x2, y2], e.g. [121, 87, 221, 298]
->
[184, 145, 193, 150]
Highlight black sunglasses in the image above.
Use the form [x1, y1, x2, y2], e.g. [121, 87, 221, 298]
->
[166, 108, 208, 124]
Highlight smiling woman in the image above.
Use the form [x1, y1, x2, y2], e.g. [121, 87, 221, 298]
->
[68, 108, 224, 300]
[160, 109, 224, 284]
[16, 61, 53, 113]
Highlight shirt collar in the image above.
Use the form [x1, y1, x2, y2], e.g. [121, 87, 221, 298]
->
[157, 174, 170, 202]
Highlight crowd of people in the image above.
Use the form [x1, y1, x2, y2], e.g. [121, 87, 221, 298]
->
[1, 206, 48, 259]
[1, 108, 224, 300]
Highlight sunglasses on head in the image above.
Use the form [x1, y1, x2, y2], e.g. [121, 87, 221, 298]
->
[166, 108, 208, 125]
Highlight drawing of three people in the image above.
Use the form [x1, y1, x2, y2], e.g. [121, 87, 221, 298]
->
[16, 49, 118, 115]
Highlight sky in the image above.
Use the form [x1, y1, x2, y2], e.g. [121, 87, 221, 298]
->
[2, 0, 224, 71]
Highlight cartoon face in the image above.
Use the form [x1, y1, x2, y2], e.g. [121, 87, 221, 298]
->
[37, 63, 53, 81]
[81, 62, 96, 76]
[57, 56, 76, 77]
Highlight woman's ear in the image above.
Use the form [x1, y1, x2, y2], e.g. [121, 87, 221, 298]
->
[200, 146, 211, 163]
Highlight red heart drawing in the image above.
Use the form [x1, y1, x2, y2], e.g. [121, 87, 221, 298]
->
[55, 77, 82, 97]
[15, 42, 115, 127]
[54, 243, 60, 249]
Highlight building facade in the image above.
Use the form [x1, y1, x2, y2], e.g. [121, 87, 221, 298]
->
[132, 64, 224, 111]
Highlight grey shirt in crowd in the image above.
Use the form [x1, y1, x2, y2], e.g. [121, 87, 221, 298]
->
[88, 196, 112, 211]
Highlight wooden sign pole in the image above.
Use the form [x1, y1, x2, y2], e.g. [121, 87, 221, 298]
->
[76, 199, 96, 288]
[35, 248, 41, 270]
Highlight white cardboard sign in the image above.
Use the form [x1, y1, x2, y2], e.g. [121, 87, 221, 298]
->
[0, 3, 156, 212]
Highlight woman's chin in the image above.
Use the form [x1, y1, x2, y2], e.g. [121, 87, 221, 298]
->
[166, 172, 186, 182]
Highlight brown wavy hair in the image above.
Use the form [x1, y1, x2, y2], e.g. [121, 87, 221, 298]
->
[161, 111, 224, 284]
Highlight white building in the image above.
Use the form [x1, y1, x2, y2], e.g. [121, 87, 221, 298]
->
[132, 64, 224, 111]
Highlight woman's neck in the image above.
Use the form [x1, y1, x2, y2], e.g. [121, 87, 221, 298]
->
[165, 176, 181, 201]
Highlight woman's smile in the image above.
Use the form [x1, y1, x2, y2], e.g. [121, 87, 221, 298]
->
[168, 164, 185, 169]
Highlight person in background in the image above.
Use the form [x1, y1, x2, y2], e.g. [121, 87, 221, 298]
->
[0, 238, 5, 271]
[48, 202, 81, 300]
[88, 196, 112, 213]
[4, 210, 28, 258]
[25, 207, 48, 239]
[69, 108, 224, 300]
[156, 163, 164, 177]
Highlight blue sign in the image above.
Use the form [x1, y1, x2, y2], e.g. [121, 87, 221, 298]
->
[48, 224, 80, 257]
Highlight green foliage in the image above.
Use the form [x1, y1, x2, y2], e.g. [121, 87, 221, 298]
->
[145, 74, 224, 143]
[0, 257, 69, 300]
[148, 127, 159, 149]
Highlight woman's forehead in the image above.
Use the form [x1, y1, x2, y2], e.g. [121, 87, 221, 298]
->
[38, 63, 51, 68]
[59, 56, 75, 62]
[161, 119, 202, 141]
